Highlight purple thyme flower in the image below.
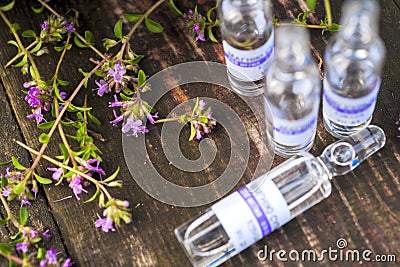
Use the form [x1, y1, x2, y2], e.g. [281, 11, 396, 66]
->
[94, 79, 109, 97]
[122, 118, 148, 136]
[45, 248, 58, 265]
[25, 87, 41, 107]
[1, 187, 11, 198]
[60, 91, 67, 100]
[109, 94, 124, 107]
[23, 82, 31, 88]
[40, 260, 46, 267]
[193, 22, 200, 33]
[80, 158, 105, 176]
[16, 242, 29, 253]
[65, 23, 76, 32]
[32, 186, 38, 199]
[30, 230, 39, 238]
[146, 112, 159, 125]
[195, 33, 206, 42]
[95, 217, 115, 232]
[20, 199, 31, 207]
[70, 176, 87, 200]
[27, 108, 44, 124]
[40, 20, 49, 31]
[108, 63, 126, 83]
[199, 99, 206, 109]
[43, 229, 51, 238]
[47, 167, 63, 181]
[110, 110, 124, 126]
[62, 258, 72, 267]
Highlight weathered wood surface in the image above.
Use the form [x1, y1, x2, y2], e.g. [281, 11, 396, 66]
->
[0, 0, 399, 266]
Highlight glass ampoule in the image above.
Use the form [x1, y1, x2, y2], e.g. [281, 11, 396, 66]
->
[264, 25, 320, 157]
[175, 125, 385, 267]
[323, 0, 386, 138]
[218, 0, 274, 96]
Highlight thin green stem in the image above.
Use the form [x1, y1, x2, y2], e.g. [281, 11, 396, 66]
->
[0, 195, 25, 232]
[16, 141, 107, 190]
[37, 0, 106, 59]
[324, 0, 332, 27]
[118, 0, 166, 59]
[0, 250, 23, 265]
[24, 59, 106, 180]
[5, 39, 39, 68]
[155, 117, 180, 123]
[277, 22, 327, 29]
[52, 31, 77, 167]
[0, 10, 41, 81]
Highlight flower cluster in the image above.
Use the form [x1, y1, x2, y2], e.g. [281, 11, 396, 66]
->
[40, 15, 76, 43]
[183, 9, 206, 41]
[95, 199, 131, 232]
[39, 248, 72, 267]
[184, 99, 217, 141]
[48, 157, 105, 200]
[24, 82, 67, 124]
[108, 94, 157, 136]
[1, 166, 36, 206]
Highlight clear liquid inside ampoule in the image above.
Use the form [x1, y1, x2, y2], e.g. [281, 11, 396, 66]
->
[174, 155, 331, 267]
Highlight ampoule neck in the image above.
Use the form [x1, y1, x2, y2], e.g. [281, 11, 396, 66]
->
[316, 125, 386, 177]
[339, 0, 379, 48]
[275, 25, 311, 72]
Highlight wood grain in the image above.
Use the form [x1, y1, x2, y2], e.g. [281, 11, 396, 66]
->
[0, 0, 398, 266]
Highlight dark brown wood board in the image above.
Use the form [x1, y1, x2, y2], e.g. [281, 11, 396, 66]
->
[0, 0, 398, 266]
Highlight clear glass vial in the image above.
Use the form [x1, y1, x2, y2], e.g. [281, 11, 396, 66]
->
[264, 25, 320, 157]
[322, 0, 386, 138]
[218, 0, 274, 96]
[175, 125, 385, 267]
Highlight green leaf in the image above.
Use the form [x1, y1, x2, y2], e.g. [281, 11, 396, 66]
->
[11, 23, 20, 32]
[0, 1, 15, 11]
[189, 123, 196, 141]
[37, 247, 45, 259]
[37, 121, 55, 129]
[30, 40, 42, 53]
[0, 160, 11, 167]
[84, 187, 100, 203]
[137, 69, 146, 88]
[7, 40, 20, 52]
[103, 38, 118, 51]
[103, 166, 120, 183]
[328, 23, 340, 33]
[87, 112, 101, 125]
[11, 156, 26, 170]
[85, 30, 94, 44]
[145, 18, 164, 33]
[169, 0, 183, 16]
[123, 14, 143, 22]
[54, 46, 65, 52]
[31, 5, 44, 14]
[59, 143, 69, 161]
[107, 181, 122, 187]
[57, 79, 69, 86]
[13, 183, 25, 195]
[306, 0, 317, 11]
[33, 173, 52, 185]
[19, 207, 28, 226]
[208, 27, 218, 43]
[1, 176, 8, 189]
[192, 97, 199, 114]
[22, 30, 36, 38]
[206, 6, 217, 23]
[0, 218, 9, 225]
[74, 36, 87, 48]
[0, 244, 11, 255]
[13, 55, 27, 68]
[39, 133, 50, 144]
[114, 18, 123, 39]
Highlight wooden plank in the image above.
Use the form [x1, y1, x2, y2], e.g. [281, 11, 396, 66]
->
[0, 0, 398, 266]
[0, 81, 67, 261]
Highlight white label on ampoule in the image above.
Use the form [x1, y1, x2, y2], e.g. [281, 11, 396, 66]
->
[211, 176, 291, 253]
[271, 107, 318, 147]
[323, 78, 381, 126]
[222, 32, 274, 81]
